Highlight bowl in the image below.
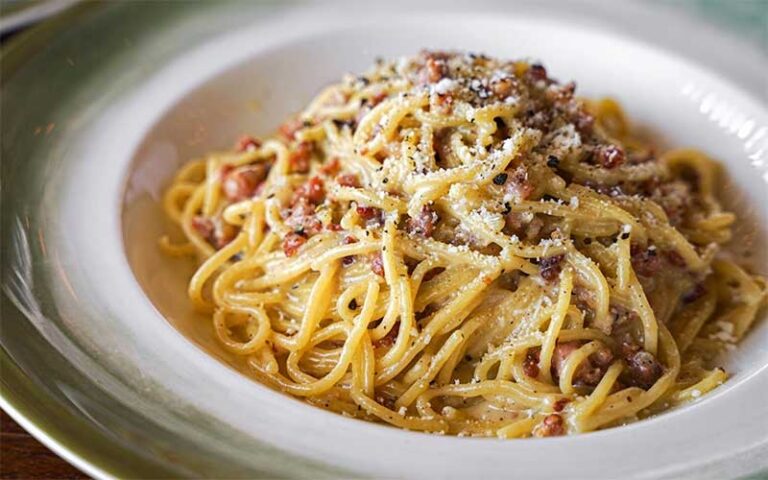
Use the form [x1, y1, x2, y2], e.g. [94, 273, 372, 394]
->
[2, 2, 767, 478]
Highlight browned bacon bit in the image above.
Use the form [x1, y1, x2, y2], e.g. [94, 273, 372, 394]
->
[591, 346, 615, 370]
[191, 216, 214, 241]
[368, 91, 388, 108]
[215, 220, 237, 249]
[618, 339, 640, 359]
[579, 348, 614, 386]
[619, 341, 663, 390]
[285, 198, 323, 236]
[279, 117, 305, 141]
[526, 217, 545, 240]
[423, 50, 452, 61]
[319, 157, 340, 176]
[551, 341, 579, 380]
[539, 254, 565, 282]
[218, 163, 235, 179]
[371, 253, 385, 277]
[625, 349, 664, 390]
[356, 205, 381, 220]
[610, 310, 639, 338]
[574, 110, 595, 135]
[432, 92, 454, 115]
[523, 348, 541, 378]
[526, 64, 548, 82]
[630, 244, 663, 277]
[235, 135, 261, 152]
[594, 145, 626, 169]
[192, 216, 236, 249]
[292, 176, 325, 206]
[288, 141, 313, 173]
[222, 164, 269, 202]
[336, 173, 360, 188]
[553, 398, 570, 412]
[682, 283, 707, 303]
[551, 341, 614, 387]
[505, 165, 534, 202]
[282, 232, 307, 257]
[373, 322, 400, 349]
[325, 223, 342, 232]
[425, 57, 447, 83]
[406, 205, 439, 238]
[343, 235, 358, 245]
[536, 414, 564, 437]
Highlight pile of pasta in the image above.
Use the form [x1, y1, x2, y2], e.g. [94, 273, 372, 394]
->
[162, 52, 766, 437]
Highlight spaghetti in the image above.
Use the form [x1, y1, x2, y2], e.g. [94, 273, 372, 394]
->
[161, 52, 766, 437]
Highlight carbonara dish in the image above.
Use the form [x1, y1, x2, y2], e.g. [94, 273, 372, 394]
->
[161, 52, 766, 437]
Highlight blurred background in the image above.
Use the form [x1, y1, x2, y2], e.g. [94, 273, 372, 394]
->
[1, 0, 767, 49]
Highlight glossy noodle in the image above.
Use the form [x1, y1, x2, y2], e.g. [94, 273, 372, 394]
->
[160, 52, 766, 437]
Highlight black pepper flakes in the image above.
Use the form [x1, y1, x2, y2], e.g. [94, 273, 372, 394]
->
[547, 155, 560, 168]
[493, 173, 508, 185]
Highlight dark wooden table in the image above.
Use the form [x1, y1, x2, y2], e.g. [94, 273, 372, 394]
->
[1, 410, 88, 479]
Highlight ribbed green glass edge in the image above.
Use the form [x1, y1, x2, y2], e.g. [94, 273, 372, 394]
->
[0, 1, 101, 78]
[0, 342, 179, 479]
[0, 0, 47, 18]
[1, 4, 160, 477]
